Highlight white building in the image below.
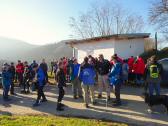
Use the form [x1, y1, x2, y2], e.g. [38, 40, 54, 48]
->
[67, 33, 150, 63]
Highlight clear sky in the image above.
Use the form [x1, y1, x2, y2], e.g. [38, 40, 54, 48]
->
[0, 0, 153, 45]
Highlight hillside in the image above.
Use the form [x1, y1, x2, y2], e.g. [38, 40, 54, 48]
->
[0, 37, 37, 61]
[0, 37, 73, 62]
[20, 40, 73, 62]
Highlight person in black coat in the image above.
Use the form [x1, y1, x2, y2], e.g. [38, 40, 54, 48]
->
[40, 59, 48, 83]
[56, 62, 66, 111]
[9, 62, 15, 95]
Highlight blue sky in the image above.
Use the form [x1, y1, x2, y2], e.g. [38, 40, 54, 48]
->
[0, 0, 154, 45]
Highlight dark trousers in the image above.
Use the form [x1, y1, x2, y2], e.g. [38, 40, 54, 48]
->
[18, 73, 23, 87]
[3, 85, 10, 100]
[36, 86, 46, 103]
[58, 87, 65, 103]
[114, 84, 121, 102]
[10, 79, 14, 94]
[23, 78, 30, 91]
[44, 71, 48, 82]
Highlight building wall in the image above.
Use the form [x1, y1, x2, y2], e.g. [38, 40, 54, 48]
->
[73, 38, 145, 63]
[74, 40, 115, 63]
[114, 38, 145, 59]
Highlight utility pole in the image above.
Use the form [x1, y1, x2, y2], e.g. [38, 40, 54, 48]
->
[155, 32, 158, 51]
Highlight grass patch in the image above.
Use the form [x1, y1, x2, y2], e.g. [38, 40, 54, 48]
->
[0, 115, 128, 126]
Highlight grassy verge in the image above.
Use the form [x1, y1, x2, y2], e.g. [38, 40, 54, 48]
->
[0, 115, 128, 126]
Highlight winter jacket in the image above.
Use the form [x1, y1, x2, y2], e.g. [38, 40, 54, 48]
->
[145, 62, 163, 83]
[2, 70, 12, 87]
[96, 59, 111, 75]
[132, 62, 138, 74]
[80, 63, 96, 85]
[128, 57, 134, 73]
[40, 63, 48, 73]
[9, 66, 15, 79]
[16, 63, 24, 74]
[136, 57, 145, 75]
[23, 65, 31, 79]
[109, 62, 122, 85]
[37, 67, 45, 86]
[56, 68, 66, 88]
[71, 63, 80, 80]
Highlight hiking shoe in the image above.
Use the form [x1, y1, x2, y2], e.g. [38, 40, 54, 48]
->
[79, 96, 83, 99]
[84, 104, 89, 108]
[41, 99, 48, 102]
[107, 96, 111, 101]
[73, 96, 78, 99]
[21, 90, 26, 94]
[33, 103, 40, 107]
[113, 102, 121, 107]
[56, 107, 64, 111]
[10, 92, 16, 95]
[60, 103, 65, 107]
[26, 90, 30, 94]
[92, 101, 97, 106]
[3, 98, 11, 102]
[98, 94, 102, 99]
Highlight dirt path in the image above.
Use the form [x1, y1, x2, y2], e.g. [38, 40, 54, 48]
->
[0, 85, 168, 126]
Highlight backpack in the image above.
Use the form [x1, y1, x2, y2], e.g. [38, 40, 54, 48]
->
[81, 67, 95, 85]
[83, 68, 90, 77]
[149, 65, 159, 79]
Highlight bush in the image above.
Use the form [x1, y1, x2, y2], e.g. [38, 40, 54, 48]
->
[140, 48, 168, 62]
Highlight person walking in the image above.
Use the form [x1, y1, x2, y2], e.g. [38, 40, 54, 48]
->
[80, 57, 96, 108]
[9, 62, 16, 95]
[56, 62, 67, 111]
[22, 61, 31, 94]
[95, 54, 111, 100]
[71, 59, 83, 99]
[40, 59, 48, 83]
[2, 63, 12, 101]
[33, 64, 47, 107]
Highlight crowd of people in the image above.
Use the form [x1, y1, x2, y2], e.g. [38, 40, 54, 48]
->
[1, 53, 163, 112]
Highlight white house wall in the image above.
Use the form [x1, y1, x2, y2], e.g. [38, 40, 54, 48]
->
[74, 40, 115, 63]
[73, 38, 145, 63]
[114, 38, 145, 59]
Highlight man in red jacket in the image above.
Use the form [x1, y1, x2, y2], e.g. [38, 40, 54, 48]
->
[16, 60, 24, 87]
[135, 56, 145, 85]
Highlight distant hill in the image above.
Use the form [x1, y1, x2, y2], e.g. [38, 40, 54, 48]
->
[20, 40, 73, 62]
[0, 37, 37, 61]
[0, 37, 73, 62]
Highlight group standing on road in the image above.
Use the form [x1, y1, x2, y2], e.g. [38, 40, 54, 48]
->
[0, 53, 163, 112]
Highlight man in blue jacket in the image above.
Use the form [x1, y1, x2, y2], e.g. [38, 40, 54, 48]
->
[80, 57, 96, 108]
[71, 59, 83, 99]
[109, 56, 122, 106]
[2, 63, 12, 101]
[33, 64, 47, 107]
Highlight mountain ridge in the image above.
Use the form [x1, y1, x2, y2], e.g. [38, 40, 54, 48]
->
[0, 37, 73, 62]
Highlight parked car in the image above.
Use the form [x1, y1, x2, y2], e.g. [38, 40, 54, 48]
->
[158, 58, 168, 87]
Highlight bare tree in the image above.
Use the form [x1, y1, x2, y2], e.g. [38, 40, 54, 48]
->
[69, 1, 144, 39]
[149, 0, 168, 37]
